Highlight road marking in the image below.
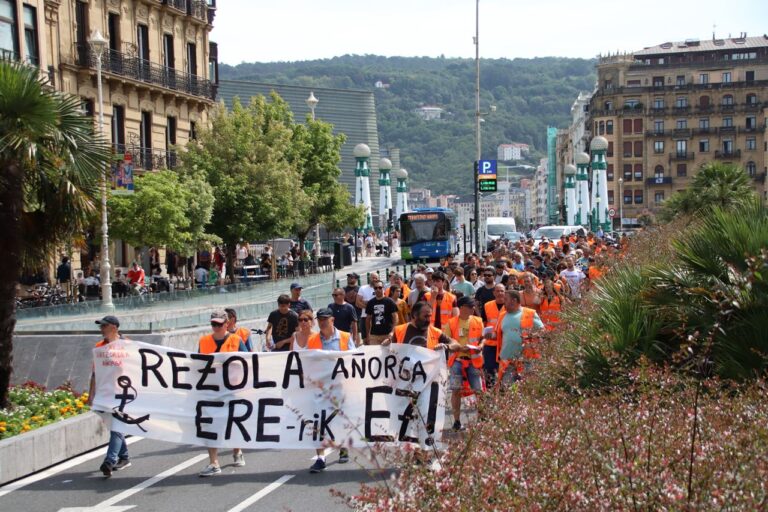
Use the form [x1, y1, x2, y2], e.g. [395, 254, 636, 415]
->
[226, 474, 294, 512]
[310, 448, 335, 460]
[0, 437, 143, 499]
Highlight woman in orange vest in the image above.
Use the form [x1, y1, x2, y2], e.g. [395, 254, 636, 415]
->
[197, 310, 249, 477]
[539, 278, 563, 331]
[445, 297, 485, 431]
[423, 271, 458, 333]
[306, 308, 354, 472]
[491, 290, 544, 386]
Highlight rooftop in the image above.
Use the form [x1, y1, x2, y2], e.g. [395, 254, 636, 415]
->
[634, 34, 768, 56]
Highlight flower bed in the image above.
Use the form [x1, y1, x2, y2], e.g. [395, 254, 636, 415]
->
[0, 382, 89, 440]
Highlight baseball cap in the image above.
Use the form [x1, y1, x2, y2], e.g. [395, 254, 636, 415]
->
[290, 282, 302, 290]
[346, 272, 359, 279]
[457, 296, 475, 309]
[425, 267, 434, 273]
[95, 315, 120, 327]
[210, 309, 228, 324]
[316, 307, 334, 319]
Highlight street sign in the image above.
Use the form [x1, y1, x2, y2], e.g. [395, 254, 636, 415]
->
[608, 207, 616, 218]
[477, 159, 497, 175]
[479, 180, 497, 192]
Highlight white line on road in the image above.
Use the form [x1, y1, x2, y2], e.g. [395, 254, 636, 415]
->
[226, 475, 295, 512]
[97, 453, 208, 508]
[0, 437, 143, 499]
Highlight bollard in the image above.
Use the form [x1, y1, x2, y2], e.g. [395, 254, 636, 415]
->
[336, 279, 339, 288]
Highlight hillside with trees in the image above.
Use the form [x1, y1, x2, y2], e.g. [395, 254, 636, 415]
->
[219, 55, 596, 195]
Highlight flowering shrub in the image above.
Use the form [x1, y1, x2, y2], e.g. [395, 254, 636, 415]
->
[0, 381, 90, 440]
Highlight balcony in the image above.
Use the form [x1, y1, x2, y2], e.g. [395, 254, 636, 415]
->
[754, 172, 767, 184]
[649, 107, 667, 114]
[646, 176, 673, 185]
[695, 105, 714, 113]
[113, 143, 177, 171]
[714, 149, 741, 159]
[744, 102, 761, 112]
[720, 104, 735, 113]
[646, 130, 665, 136]
[669, 152, 695, 162]
[75, 45, 216, 100]
[673, 128, 692, 137]
[672, 106, 690, 114]
[157, 0, 211, 23]
[693, 127, 711, 135]
[718, 126, 736, 134]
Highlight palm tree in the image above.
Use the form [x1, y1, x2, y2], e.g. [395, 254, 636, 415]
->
[0, 61, 110, 407]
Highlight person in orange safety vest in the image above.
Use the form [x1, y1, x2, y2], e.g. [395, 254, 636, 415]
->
[481, 284, 506, 385]
[423, 271, 458, 333]
[445, 297, 485, 431]
[489, 290, 544, 386]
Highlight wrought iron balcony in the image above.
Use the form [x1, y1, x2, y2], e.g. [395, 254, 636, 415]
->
[76, 44, 215, 100]
[669, 152, 695, 162]
[714, 149, 741, 159]
[753, 172, 767, 184]
[112, 143, 178, 171]
[718, 126, 736, 134]
[646, 176, 673, 185]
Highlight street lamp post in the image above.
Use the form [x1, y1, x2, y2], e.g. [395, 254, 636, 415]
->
[618, 177, 624, 230]
[89, 30, 113, 309]
[306, 92, 320, 272]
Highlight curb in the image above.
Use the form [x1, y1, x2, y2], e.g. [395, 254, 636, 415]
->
[0, 412, 109, 486]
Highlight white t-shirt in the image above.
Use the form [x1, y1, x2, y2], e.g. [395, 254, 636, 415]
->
[358, 284, 376, 317]
[560, 269, 586, 298]
[236, 246, 248, 260]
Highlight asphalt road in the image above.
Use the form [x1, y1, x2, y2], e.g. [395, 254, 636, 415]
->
[0, 438, 393, 512]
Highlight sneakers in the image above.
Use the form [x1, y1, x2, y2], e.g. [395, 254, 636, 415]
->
[233, 452, 245, 467]
[338, 449, 349, 464]
[452, 420, 463, 432]
[113, 459, 131, 471]
[99, 462, 113, 477]
[198, 464, 221, 477]
[309, 457, 326, 473]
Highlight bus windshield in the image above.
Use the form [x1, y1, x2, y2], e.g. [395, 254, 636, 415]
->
[400, 214, 451, 244]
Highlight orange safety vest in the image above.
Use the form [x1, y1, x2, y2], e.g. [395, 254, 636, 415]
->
[424, 291, 457, 328]
[394, 323, 442, 350]
[446, 316, 484, 368]
[307, 330, 351, 351]
[589, 266, 603, 281]
[494, 307, 539, 363]
[483, 301, 506, 347]
[233, 326, 251, 348]
[387, 283, 411, 300]
[198, 333, 243, 354]
[539, 294, 562, 330]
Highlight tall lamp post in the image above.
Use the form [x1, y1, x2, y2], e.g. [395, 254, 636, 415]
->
[618, 177, 624, 231]
[306, 91, 321, 271]
[89, 30, 113, 309]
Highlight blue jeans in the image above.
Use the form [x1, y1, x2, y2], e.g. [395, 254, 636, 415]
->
[105, 431, 129, 465]
[449, 360, 484, 391]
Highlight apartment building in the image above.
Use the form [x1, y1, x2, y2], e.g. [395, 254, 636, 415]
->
[589, 34, 767, 227]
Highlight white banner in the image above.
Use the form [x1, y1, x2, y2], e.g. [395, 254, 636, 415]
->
[93, 341, 447, 449]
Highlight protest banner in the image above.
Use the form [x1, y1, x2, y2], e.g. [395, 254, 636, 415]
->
[92, 341, 447, 449]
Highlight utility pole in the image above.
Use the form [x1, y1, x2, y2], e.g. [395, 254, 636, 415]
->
[473, 0, 481, 254]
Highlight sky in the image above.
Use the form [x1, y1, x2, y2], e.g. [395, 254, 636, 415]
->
[211, 0, 768, 65]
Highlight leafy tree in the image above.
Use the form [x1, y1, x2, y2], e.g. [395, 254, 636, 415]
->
[0, 62, 110, 407]
[107, 169, 216, 257]
[659, 162, 755, 221]
[177, 94, 305, 275]
[288, 117, 364, 256]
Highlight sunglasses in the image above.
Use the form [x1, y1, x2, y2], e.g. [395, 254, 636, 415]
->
[298, 317, 312, 322]
[373, 286, 384, 290]
[332, 293, 344, 296]
[210, 322, 225, 328]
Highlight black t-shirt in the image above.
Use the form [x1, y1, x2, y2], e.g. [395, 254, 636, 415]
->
[474, 285, 496, 322]
[365, 296, 398, 335]
[344, 285, 361, 315]
[267, 309, 299, 351]
[327, 302, 358, 333]
[289, 298, 312, 315]
[401, 325, 451, 348]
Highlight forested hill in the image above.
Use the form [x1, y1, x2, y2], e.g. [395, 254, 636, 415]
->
[219, 55, 596, 195]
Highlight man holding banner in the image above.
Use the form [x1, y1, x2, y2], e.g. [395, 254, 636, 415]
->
[197, 310, 249, 477]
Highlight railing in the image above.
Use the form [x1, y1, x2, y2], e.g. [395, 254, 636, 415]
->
[718, 126, 736, 134]
[646, 177, 673, 185]
[669, 152, 695, 162]
[627, 54, 768, 70]
[646, 130, 665, 136]
[673, 128, 692, 137]
[714, 149, 741, 159]
[720, 104, 735, 113]
[0, 48, 19, 61]
[593, 79, 768, 97]
[76, 44, 215, 100]
[696, 105, 714, 113]
[753, 172, 767, 184]
[672, 106, 690, 114]
[694, 127, 711, 135]
[112, 143, 178, 170]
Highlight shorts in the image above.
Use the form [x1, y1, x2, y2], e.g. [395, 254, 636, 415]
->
[367, 333, 390, 345]
[449, 360, 483, 391]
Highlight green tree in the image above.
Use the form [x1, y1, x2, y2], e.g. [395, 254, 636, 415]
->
[660, 162, 755, 221]
[177, 95, 304, 275]
[289, 117, 364, 255]
[0, 62, 110, 407]
[107, 169, 216, 257]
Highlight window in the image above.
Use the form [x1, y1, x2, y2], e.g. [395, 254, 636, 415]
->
[746, 116, 756, 130]
[623, 141, 632, 157]
[653, 98, 664, 109]
[677, 164, 687, 177]
[163, 33, 174, 69]
[190, 120, 197, 141]
[623, 189, 632, 204]
[166, 116, 177, 168]
[634, 190, 644, 204]
[634, 141, 643, 157]
[723, 117, 733, 127]
[675, 97, 688, 108]
[622, 119, 633, 133]
[654, 165, 664, 178]
[608, 190, 615, 204]
[22, 5, 37, 65]
[722, 94, 734, 106]
[654, 141, 664, 153]
[111, 105, 125, 150]
[607, 164, 614, 181]
[606, 121, 613, 134]
[676, 119, 688, 129]
[654, 120, 664, 133]
[746, 93, 757, 105]
[746, 70, 755, 83]
[623, 164, 632, 181]
[699, 73, 709, 84]
[699, 95, 710, 107]
[81, 99, 94, 117]
[676, 140, 687, 156]
[186, 42, 197, 75]
[0, 0, 18, 59]
[604, 100, 613, 110]
[598, 121, 604, 135]
[624, 99, 640, 108]
[747, 162, 756, 176]
[654, 191, 665, 205]
[652, 76, 664, 87]
[75, 1, 88, 62]
[140, 111, 152, 167]
[137, 24, 149, 78]
[607, 141, 613, 157]
[746, 137, 756, 151]
[634, 164, 643, 180]
[699, 118, 710, 130]
[604, 79, 613, 89]
[633, 118, 643, 133]
[627, 79, 641, 87]
[722, 72, 731, 83]
[676, 75, 685, 86]
[722, 139, 733, 153]
[699, 139, 709, 152]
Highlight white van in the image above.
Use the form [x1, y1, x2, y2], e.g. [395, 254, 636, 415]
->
[485, 217, 517, 250]
[532, 225, 586, 248]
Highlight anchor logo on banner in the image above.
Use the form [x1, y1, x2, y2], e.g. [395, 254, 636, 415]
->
[112, 376, 150, 432]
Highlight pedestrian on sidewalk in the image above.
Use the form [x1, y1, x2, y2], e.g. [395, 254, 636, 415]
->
[86, 315, 132, 478]
[197, 310, 249, 477]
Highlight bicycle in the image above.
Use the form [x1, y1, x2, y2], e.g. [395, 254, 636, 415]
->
[251, 328, 268, 352]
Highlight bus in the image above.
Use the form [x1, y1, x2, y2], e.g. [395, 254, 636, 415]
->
[398, 208, 457, 261]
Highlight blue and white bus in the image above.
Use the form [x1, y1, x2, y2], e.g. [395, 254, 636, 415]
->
[399, 208, 457, 261]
